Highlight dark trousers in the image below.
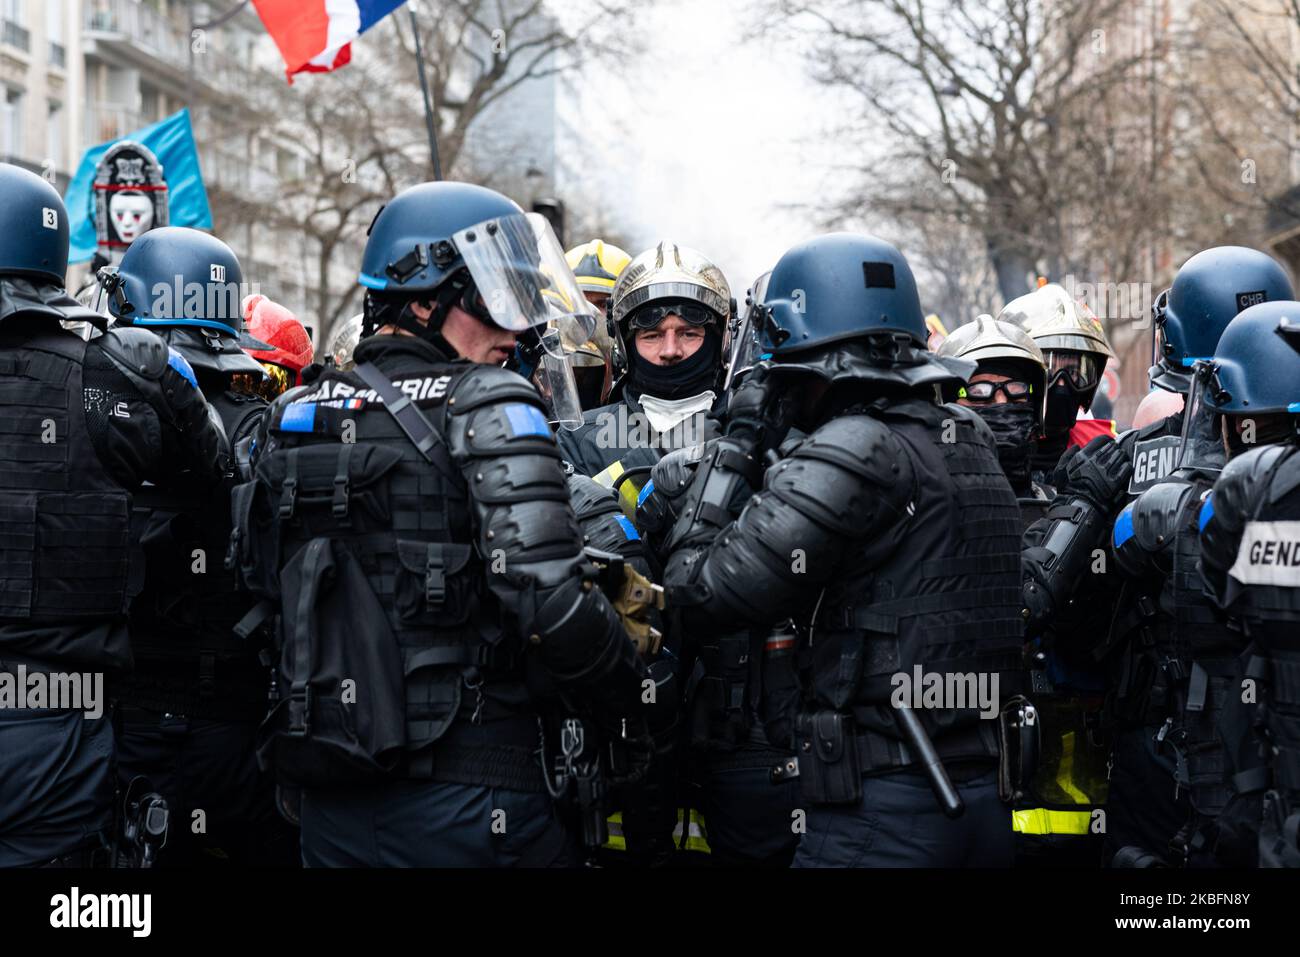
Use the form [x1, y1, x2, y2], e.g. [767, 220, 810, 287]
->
[116, 710, 299, 867]
[0, 707, 114, 867]
[698, 763, 801, 867]
[792, 766, 1012, 868]
[300, 779, 578, 867]
[1103, 724, 1189, 865]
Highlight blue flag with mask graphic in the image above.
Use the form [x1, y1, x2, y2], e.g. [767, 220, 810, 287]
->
[64, 108, 212, 264]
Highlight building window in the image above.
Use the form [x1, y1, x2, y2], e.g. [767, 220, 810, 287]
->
[2, 87, 24, 159]
[47, 100, 62, 169]
[47, 0, 65, 68]
[1, 0, 29, 53]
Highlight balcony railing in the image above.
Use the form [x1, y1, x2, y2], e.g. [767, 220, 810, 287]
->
[84, 0, 189, 73]
[84, 101, 147, 146]
[49, 41, 66, 69]
[84, 0, 277, 106]
[1, 18, 30, 53]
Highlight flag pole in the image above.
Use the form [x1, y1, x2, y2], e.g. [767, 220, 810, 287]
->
[408, 5, 443, 181]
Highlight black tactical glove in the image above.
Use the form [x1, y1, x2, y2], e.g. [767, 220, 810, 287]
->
[636, 444, 706, 536]
[724, 361, 795, 455]
[1061, 435, 1132, 512]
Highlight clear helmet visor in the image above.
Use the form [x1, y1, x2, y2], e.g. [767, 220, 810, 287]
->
[530, 325, 584, 431]
[452, 212, 598, 338]
[91, 265, 119, 320]
[724, 271, 775, 392]
[723, 312, 769, 391]
[1178, 362, 1227, 474]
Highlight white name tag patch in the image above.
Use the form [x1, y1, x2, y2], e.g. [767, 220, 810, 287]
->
[1229, 521, 1300, 586]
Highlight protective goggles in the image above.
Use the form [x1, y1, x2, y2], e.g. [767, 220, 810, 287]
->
[627, 300, 719, 331]
[232, 361, 294, 400]
[1046, 351, 1102, 391]
[959, 379, 1034, 403]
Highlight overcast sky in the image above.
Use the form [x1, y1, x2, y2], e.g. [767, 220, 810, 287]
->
[558, 0, 844, 299]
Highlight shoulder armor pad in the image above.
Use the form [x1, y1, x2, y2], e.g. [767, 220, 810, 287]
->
[448, 364, 544, 416]
[97, 325, 171, 380]
[799, 414, 908, 484]
[1212, 444, 1292, 527]
[1115, 478, 1194, 553]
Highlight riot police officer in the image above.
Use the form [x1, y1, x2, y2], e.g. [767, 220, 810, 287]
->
[1199, 307, 1300, 867]
[1022, 247, 1293, 864]
[0, 163, 224, 867]
[230, 181, 648, 867]
[1113, 302, 1299, 866]
[664, 233, 1026, 867]
[100, 226, 296, 866]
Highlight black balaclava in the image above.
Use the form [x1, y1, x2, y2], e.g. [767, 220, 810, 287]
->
[963, 360, 1042, 495]
[977, 402, 1039, 495]
[627, 324, 722, 401]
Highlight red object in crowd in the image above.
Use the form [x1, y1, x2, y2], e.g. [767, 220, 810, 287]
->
[1068, 417, 1118, 448]
[242, 294, 314, 385]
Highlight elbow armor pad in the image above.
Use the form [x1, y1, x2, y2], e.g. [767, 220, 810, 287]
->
[668, 415, 912, 626]
[1112, 479, 1194, 580]
[446, 367, 587, 592]
[1022, 496, 1110, 633]
[568, 473, 650, 572]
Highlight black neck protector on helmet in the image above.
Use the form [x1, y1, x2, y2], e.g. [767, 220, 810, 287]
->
[627, 325, 722, 401]
[975, 402, 1039, 495]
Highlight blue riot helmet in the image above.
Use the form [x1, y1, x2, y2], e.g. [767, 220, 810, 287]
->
[358, 181, 596, 360]
[0, 163, 69, 283]
[1189, 300, 1300, 462]
[753, 232, 973, 392]
[101, 226, 270, 378]
[0, 162, 107, 327]
[1151, 246, 1293, 394]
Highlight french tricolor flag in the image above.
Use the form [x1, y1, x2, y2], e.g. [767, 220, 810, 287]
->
[252, 0, 408, 80]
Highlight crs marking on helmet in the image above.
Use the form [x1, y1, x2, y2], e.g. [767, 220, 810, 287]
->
[210, 263, 227, 282]
[42, 207, 59, 230]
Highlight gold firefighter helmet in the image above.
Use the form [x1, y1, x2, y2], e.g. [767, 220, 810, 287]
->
[997, 282, 1115, 359]
[611, 241, 732, 329]
[327, 313, 364, 371]
[935, 314, 1047, 369]
[936, 314, 1048, 418]
[565, 239, 632, 295]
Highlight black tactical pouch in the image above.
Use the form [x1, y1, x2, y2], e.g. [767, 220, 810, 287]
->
[256, 536, 407, 787]
[997, 695, 1040, 804]
[792, 710, 862, 805]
